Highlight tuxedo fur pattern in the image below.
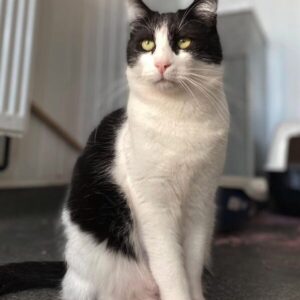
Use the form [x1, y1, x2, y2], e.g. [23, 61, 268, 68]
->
[62, 1, 229, 300]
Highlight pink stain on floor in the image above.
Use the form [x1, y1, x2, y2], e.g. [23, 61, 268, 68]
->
[215, 233, 280, 247]
[215, 213, 300, 250]
[215, 233, 300, 249]
[284, 237, 300, 249]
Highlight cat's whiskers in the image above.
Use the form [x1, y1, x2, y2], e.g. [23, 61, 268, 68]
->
[179, 75, 229, 123]
[182, 72, 222, 81]
[188, 78, 228, 118]
[178, 79, 203, 113]
[186, 67, 222, 75]
[180, 74, 223, 88]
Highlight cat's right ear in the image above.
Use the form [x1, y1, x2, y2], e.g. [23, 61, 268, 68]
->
[127, 0, 151, 23]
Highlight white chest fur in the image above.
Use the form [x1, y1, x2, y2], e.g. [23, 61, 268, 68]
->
[114, 82, 229, 198]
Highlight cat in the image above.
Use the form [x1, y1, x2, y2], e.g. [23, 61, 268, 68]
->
[62, 1, 229, 300]
[0, 1, 229, 299]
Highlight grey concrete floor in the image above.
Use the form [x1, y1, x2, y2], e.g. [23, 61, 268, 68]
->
[0, 188, 300, 300]
[0, 216, 62, 300]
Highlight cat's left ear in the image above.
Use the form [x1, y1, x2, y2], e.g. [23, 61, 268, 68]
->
[191, 0, 218, 16]
[127, 0, 152, 23]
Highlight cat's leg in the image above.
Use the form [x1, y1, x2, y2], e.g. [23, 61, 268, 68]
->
[61, 269, 97, 300]
[184, 217, 208, 300]
[61, 211, 99, 300]
[133, 183, 191, 300]
[184, 196, 216, 300]
[139, 209, 191, 300]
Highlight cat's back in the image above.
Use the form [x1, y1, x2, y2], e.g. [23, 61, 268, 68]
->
[73, 108, 126, 174]
[65, 107, 136, 258]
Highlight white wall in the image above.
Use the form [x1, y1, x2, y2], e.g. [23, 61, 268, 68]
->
[250, 0, 300, 142]
[0, 0, 85, 187]
[0, 0, 128, 187]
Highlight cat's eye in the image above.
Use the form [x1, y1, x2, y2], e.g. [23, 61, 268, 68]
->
[178, 38, 192, 50]
[141, 40, 155, 52]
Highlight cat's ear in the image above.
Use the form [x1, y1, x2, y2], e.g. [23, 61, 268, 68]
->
[190, 0, 218, 16]
[127, 0, 151, 23]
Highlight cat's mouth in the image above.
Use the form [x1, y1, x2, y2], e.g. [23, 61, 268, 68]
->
[153, 76, 180, 91]
[154, 77, 176, 85]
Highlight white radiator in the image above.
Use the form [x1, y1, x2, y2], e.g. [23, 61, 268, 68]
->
[0, 0, 37, 137]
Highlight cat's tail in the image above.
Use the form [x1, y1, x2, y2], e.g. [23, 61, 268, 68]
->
[0, 261, 66, 296]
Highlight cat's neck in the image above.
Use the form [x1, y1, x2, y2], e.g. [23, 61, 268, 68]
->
[127, 81, 228, 125]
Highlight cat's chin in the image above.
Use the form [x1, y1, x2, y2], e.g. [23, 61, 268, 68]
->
[152, 79, 179, 91]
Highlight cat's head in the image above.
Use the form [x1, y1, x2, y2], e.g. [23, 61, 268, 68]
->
[126, 0, 222, 92]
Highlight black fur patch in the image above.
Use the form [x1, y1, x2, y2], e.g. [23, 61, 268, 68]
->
[127, 1, 222, 66]
[67, 109, 136, 259]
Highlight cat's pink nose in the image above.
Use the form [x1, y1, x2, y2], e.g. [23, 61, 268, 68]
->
[155, 61, 171, 75]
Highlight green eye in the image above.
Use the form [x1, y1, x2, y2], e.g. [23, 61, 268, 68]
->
[141, 40, 155, 52]
[178, 38, 192, 50]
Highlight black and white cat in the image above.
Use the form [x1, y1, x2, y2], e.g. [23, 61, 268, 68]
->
[0, 0, 229, 299]
[62, 1, 229, 300]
